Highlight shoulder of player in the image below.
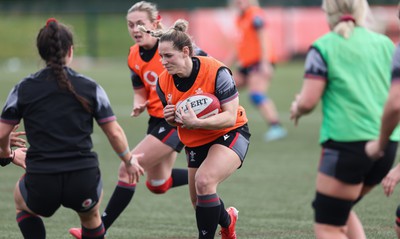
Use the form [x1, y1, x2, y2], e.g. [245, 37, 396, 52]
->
[128, 44, 140, 58]
[65, 67, 99, 88]
[158, 69, 170, 83]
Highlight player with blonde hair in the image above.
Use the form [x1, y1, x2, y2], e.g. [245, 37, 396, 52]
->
[291, 0, 398, 238]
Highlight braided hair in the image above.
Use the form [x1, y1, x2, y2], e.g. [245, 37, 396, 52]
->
[36, 18, 92, 113]
[139, 19, 194, 57]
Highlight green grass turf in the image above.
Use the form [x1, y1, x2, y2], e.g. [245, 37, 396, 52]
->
[0, 58, 399, 238]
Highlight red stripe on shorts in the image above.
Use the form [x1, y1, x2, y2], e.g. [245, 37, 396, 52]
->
[229, 132, 239, 148]
[162, 128, 176, 143]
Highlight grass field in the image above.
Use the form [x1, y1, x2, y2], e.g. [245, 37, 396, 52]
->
[0, 58, 399, 239]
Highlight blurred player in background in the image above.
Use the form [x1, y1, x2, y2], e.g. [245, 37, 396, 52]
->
[290, 0, 399, 238]
[366, 4, 400, 238]
[155, 19, 251, 239]
[69, 1, 206, 238]
[0, 18, 144, 239]
[228, 0, 286, 142]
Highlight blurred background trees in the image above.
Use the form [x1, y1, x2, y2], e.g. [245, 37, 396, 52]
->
[0, 0, 398, 12]
[0, 0, 398, 61]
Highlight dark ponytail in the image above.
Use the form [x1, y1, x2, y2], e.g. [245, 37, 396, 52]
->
[37, 18, 92, 113]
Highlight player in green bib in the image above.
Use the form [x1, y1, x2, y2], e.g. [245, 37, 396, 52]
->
[290, 0, 399, 238]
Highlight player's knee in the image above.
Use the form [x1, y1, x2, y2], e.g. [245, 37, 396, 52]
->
[146, 177, 173, 194]
[312, 192, 353, 226]
[194, 175, 215, 194]
[249, 92, 267, 106]
[38, 208, 57, 217]
[117, 163, 130, 180]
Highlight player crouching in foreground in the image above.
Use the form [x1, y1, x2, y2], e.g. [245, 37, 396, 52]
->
[0, 18, 144, 239]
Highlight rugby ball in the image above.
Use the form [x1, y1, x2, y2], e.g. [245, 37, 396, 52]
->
[175, 93, 220, 120]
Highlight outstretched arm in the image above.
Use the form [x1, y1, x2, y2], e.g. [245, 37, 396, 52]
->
[131, 87, 149, 117]
[290, 79, 325, 126]
[99, 121, 144, 183]
[381, 164, 400, 197]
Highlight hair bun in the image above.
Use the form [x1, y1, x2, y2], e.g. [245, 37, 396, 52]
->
[172, 19, 188, 32]
[46, 18, 58, 27]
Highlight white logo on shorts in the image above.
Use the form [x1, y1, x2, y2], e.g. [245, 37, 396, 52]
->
[223, 134, 230, 141]
[158, 127, 166, 134]
[189, 151, 196, 162]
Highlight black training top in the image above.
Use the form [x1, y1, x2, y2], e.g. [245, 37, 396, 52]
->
[1, 67, 116, 173]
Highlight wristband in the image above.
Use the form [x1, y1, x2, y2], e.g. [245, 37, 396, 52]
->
[0, 158, 12, 167]
[0, 150, 13, 167]
[118, 147, 130, 157]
